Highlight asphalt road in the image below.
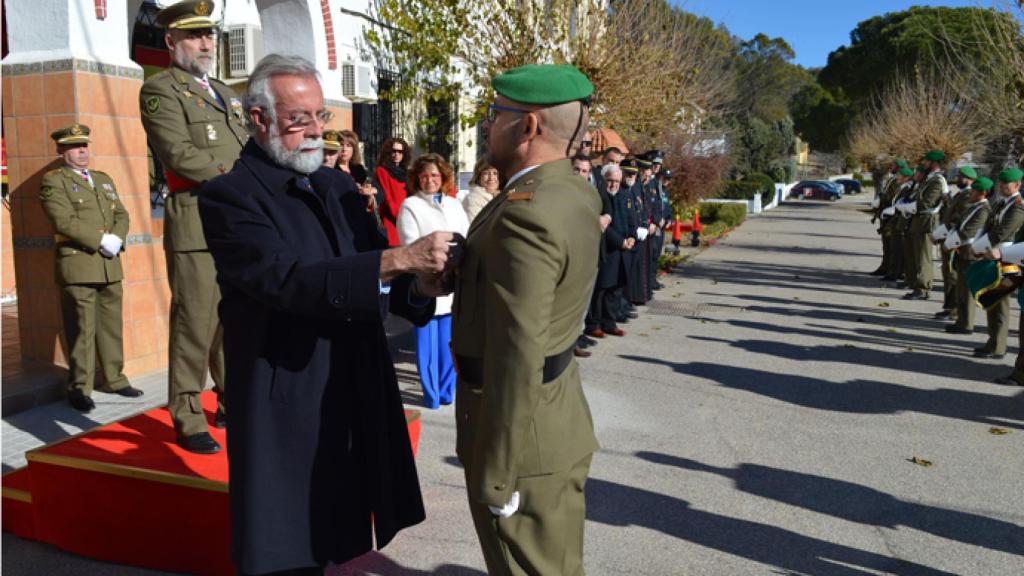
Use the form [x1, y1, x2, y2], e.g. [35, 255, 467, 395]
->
[4, 194, 1022, 575]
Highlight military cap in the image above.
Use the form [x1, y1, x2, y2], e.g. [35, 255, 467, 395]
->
[895, 159, 909, 169]
[50, 123, 90, 145]
[957, 166, 977, 179]
[620, 158, 639, 173]
[322, 130, 342, 151]
[899, 167, 914, 177]
[643, 150, 665, 164]
[998, 167, 1023, 183]
[636, 157, 653, 169]
[972, 177, 994, 191]
[492, 64, 594, 106]
[924, 150, 945, 162]
[156, 0, 216, 30]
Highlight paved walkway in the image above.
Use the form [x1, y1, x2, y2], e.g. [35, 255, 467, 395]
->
[3, 195, 1022, 575]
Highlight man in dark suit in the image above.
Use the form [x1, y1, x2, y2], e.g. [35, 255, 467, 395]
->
[198, 54, 455, 576]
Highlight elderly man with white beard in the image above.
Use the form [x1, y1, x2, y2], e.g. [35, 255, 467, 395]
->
[198, 54, 457, 576]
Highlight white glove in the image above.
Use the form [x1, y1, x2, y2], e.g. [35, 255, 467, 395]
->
[870, 197, 880, 209]
[943, 231, 962, 250]
[1001, 242, 1024, 265]
[971, 234, 992, 255]
[636, 227, 649, 241]
[99, 234, 123, 258]
[931, 224, 949, 241]
[488, 491, 520, 518]
[882, 206, 897, 217]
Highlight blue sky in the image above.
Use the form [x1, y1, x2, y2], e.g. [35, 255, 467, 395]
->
[680, 0, 986, 68]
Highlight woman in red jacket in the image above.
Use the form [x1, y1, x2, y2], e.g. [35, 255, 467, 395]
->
[374, 137, 411, 246]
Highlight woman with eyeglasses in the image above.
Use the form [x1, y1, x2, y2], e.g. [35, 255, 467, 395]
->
[463, 157, 501, 222]
[396, 154, 469, 409]
[374, 137, 411, 246]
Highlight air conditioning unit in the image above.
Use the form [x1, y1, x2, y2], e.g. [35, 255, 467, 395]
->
[227, 25, 264, 78]
[342, 62, 377, 102]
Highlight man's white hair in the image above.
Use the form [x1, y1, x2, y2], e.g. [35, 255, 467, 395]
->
[601, 163, 622, 179]
[244, 53, 321, 133]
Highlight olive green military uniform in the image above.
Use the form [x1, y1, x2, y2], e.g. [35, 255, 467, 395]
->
[40, 162, 130, 398]
[453, 159, 602, 576]
[909, 171, 947, 293]
[899, 181, 920, 286]
[878, 174, 902, 277]
[978, 193, 1024, 355]
[939, 184, 970, 312]
[139, 13, 247, 436]
[951, 197, 991, 331]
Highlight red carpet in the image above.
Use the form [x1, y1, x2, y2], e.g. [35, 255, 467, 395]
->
[2, 392, 422, 576]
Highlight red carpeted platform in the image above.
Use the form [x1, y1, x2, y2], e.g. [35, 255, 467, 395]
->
[1, 392, 422, 576]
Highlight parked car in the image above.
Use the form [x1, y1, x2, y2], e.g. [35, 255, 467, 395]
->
[790, 180, 843, 201]
[834, 178, 862, 194]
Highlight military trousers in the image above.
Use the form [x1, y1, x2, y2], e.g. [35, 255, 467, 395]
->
[167, 249, 225, 437]
[878, 225, 891, 273]
[900, 223, 917, 286]
[909, 215, 936, 291]
[884, 224, 904, 278]
[60, 282, 129, 396]
[954, 257, 978, 331]
[1012, 312, 1024, 381]
[982, 294, 1011, 355]
[940, 248, 958, 310]
[467, 454, 592, 576]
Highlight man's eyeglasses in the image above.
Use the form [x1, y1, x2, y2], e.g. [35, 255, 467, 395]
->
[486, 103, 534, 123]
[282, 109, 334, 133]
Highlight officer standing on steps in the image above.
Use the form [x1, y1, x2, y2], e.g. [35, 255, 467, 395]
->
[140, 0, 248, 454]
[452, 63, 601, 575]
[40, 125, 143, 412]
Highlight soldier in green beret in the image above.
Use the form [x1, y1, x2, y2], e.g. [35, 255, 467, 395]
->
[139, 0, 248, 454]
[452, 63, 601, 575]
[873, 159, 908, 278]
[882, 166, 915, 281]
[934, 165, 978, 319]
[40, 125, 142, 412]
[944, 177, 993, 335]
[972, 167, 1024, 359]
[901, 151, 947, 300]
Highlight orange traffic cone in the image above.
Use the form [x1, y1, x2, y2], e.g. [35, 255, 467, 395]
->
[693, 209, 703, 233]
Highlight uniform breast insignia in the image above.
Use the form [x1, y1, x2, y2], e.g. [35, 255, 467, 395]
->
[102, 183, 113, 191]
[40, 186, 54, 199]
[230, 98, 244, 120]
[206, 124, 218, 141]
[106, 192, 118, 201]
[508, 191, 534, 202]
[196, 98, 206, 109]
[146, 96, 160, 116]
[182, 90, 192, 99]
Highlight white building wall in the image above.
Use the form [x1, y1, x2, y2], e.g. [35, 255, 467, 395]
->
[4, 0, 139, 70]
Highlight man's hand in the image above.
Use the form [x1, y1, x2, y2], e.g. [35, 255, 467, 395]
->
[599, 214, 611, 232]
[623, 238, 635, 250]
[380, 231, 453, 281]
[416, 272, 452, 298]
[488, 491, 521, 518]
[987, 248, 1002, 261]
[99, 233, 123, 258]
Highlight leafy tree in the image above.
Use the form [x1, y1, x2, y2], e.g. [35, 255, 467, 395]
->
[789, 81, 853, 152]
[733, 34, 812, 123]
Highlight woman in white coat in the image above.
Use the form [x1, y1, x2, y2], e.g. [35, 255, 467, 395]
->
[397, 154, 470, 409]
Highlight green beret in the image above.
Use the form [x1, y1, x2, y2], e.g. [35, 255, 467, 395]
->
[898, 167, 914, 177]
[50, 123, 90, 145]
[972, 177, 994, 191]
[492, 64, 594, 106]
[157, 0, 216, 30]
[924, 150, 945, 162]
[916, 164, 929, 174]
[895, 159, 909, 169]
[957, 166, 977, 179]
[998, 167, 1023, 183]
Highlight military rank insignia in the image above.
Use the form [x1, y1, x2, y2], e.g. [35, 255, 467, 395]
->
[146, 96, 160, 115]
[40, 186, 54, 199]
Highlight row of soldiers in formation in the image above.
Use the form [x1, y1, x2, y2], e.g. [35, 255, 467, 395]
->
[571, 148, 674, 356]
[871, 150, 1024, 382]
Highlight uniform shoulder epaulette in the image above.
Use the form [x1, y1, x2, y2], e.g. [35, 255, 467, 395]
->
[43, 168, 62, 178]
[507, 190, 534, 202]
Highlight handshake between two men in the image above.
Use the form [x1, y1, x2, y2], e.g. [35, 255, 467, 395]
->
[380, 231, 467, 298]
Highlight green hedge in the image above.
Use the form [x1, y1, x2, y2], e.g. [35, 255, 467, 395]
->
[698, 202, 747, 227]
[719, 178, 774, 204]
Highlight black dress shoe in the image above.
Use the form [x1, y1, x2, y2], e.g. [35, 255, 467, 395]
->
[177, 432, 221, 454]
[580, 335, 598, 346]
[944, 326, 971, 334]
[213, 409, 227, 429]
[902, 291, 928, 300]
[69, 394, 95, 413]
[933, 310, 952, 319]
[111, 386, 144, 398]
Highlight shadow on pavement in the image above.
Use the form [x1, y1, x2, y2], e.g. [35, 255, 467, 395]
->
[586, 477, 957, 576]
[619, 356, 1024, 430]
[634, 452, 1024, 557]
[329, 551, 484, 575]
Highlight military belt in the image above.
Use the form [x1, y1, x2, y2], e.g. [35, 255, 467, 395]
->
[456, 345, 575, 389]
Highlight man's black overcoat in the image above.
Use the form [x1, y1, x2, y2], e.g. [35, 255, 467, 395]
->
[199, 141, 433, 574]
